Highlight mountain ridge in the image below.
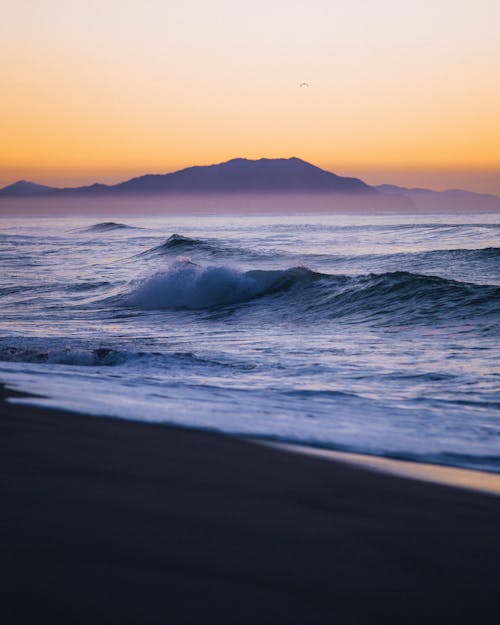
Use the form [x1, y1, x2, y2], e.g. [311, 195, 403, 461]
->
[0, 180, 56, 196]
[1, 157, 499, 212]
[0, 157, 373, 196]
[377, 184, 500, 212]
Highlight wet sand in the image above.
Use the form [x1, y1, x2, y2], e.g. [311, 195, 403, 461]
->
[1, 384, 500, 624]
[266, 442, 500, 496]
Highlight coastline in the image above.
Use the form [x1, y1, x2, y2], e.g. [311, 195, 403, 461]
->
[6, 380, 500, 496]
[264, 442, 500, 497]
[2, 383, 500, 624]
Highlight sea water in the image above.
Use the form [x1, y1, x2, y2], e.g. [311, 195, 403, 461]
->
[0, 212, 499, 472]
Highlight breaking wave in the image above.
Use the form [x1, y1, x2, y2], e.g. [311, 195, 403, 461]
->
[0, 345, 129, 366]
[0, 342, 245, 369]
[119, 259, 500, 322]
[122, 260, 309, 309]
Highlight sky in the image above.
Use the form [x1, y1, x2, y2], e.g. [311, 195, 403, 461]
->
[1, 0, 500, 193]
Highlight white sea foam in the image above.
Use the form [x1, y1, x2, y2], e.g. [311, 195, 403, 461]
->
[124, 260, 266, 309]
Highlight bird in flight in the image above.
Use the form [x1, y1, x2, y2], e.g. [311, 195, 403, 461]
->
[299, 82, 309, 88]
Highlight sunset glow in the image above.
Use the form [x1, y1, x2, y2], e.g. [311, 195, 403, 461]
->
[2, 0, 500, 191]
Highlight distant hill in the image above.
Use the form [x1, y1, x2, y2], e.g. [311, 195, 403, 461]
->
[378, 184, 500, 212]
[56, 183, 112, 195]
[0, 180, 55, 196]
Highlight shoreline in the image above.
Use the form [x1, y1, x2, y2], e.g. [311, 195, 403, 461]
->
[263, 442, 500, 497]
[5, 380, 500, 496]
[2, 383, 500, 623]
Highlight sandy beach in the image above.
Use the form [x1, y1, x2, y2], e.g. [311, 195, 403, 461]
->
[2, 383, 500, 625]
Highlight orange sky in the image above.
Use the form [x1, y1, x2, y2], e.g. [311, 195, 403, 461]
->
[1, 1, 500, 193]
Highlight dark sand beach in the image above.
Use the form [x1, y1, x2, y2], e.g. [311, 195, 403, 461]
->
[1, 383, 500, 625]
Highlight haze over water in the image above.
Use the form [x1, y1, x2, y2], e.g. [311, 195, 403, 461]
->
[1, 210, 499, 473]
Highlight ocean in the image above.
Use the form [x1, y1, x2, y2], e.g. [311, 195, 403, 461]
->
[0, 211, 499, 473]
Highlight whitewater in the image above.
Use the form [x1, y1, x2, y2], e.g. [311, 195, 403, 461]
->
[0, 212, 499, 472]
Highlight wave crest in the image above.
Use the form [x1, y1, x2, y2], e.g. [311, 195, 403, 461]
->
[123, 260, 308, 309]
[0, 343, 253, 371]
[0, 346, 126, 366]
[119, 261, 500, 322]
[82, 222, 135, 233]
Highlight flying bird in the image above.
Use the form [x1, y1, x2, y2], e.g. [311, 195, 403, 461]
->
[299, 82, 309, 87]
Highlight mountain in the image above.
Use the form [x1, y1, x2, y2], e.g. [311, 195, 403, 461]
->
[0, 158, 373, 197]
[111, 157, 374, 194]
[378, 184, 500, 212]
[46, 157, 374, 195]
[0, 180, 55, 196]
[56, 182, 112, 195]
[1, 159, 498, 212]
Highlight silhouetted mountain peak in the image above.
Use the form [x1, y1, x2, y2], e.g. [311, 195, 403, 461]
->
[0, 158, 373, 197]
[0, 180, 55, 196]
[114, 157, 373, 194]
